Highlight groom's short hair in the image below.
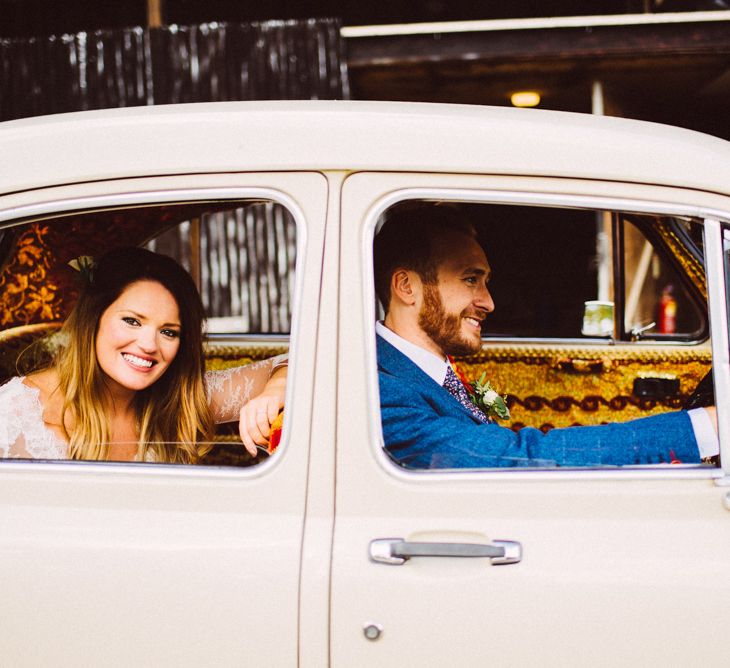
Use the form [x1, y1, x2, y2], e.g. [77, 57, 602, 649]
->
[373, 204, 477, 312]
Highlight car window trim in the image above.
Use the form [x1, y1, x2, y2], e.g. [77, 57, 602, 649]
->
[0, 185, 309, 478]
[360, 185, 730, 482]
[612, 210, 627, 340]
[621, 214, 709, 342]
[703, 217, 730, 480]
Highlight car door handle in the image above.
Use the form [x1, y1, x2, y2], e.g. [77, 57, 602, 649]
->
[369, 538, 521, 566]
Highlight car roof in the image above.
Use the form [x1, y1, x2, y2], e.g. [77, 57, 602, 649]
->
[1, 100, 730, 197]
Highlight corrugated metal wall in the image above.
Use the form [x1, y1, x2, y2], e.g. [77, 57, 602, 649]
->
[0, 19, 348, 333]
[0, 19, 348, 118]
[148, 203, 297, 334]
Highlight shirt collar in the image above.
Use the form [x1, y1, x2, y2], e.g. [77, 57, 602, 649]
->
[376, 321, 449, 386]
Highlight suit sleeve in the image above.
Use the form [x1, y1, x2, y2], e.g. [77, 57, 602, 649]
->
[378, 371, 701, 469]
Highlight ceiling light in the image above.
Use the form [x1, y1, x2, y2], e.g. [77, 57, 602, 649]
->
[510, 91, 541, 108]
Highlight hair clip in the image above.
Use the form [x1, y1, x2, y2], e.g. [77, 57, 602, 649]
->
[68, 255, 96, 284]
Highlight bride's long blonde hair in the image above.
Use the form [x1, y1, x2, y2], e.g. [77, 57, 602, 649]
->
[56, 247, 214, 463]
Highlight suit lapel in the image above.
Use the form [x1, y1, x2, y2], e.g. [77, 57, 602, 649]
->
[376, 334, 481, 423]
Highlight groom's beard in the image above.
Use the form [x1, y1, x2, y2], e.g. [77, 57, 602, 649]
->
[418, 284, 484, 356]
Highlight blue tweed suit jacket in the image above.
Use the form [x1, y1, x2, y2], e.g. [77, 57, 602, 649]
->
[377, 335, 700, 469]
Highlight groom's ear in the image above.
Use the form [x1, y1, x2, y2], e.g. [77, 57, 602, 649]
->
[391, 268, 419, 307]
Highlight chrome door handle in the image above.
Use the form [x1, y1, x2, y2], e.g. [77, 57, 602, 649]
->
[369, 538, 521, 566]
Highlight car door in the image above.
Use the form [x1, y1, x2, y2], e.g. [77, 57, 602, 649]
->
[0, 172, 328, 665]
[331, 172, 730, 667]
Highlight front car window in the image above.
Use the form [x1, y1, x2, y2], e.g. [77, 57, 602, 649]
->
[416, 203, 707, 342]
[373, 199, 714, 471]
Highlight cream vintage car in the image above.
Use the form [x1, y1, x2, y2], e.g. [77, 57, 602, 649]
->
[0, 101, 729, 666]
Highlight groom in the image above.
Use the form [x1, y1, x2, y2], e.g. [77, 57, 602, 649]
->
[373, 206, 718, 469]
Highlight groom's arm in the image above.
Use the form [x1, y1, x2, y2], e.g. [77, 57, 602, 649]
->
[379, 371, 701, 469]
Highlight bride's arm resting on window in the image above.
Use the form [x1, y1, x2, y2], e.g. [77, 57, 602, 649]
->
[206, 355, 288, 455]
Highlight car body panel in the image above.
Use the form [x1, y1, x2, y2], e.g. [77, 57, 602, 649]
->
[0, 171, 329, 665]
[0, 102, 728, 665]
[1, 101, 730, 197]
[330, 169, 730, 666]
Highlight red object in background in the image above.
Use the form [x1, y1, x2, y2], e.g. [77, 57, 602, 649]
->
[658, 284, 677, 334]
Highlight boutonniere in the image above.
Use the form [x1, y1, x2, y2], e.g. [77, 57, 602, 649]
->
[448, 357, 510, 420]
[469, 371, 510, 420]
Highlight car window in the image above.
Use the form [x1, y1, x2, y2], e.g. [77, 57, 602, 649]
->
[373, 199, 714, 471]
[0, 198, 295, 467]
[404, 203, 706, 341]
[374, 202, 706, 342]
[146, 201, 296, 334]
[620, 216, 705, 341]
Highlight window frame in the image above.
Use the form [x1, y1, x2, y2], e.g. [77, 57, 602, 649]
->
[0, 183, 310, 477]
[361, 184, 730, 481]
[613, 213, 708, 343]
[705, 217, 730, 480]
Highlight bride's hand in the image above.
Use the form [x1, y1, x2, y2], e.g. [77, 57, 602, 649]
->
[238, 366, 287, 456]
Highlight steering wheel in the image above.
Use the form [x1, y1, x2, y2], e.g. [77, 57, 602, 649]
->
[684, 369, 714, 410]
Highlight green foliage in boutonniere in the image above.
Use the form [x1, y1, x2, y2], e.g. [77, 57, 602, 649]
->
[468, 371, 510, 420]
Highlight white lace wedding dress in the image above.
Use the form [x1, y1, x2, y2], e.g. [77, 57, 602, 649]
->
[0, 355, 285, 459]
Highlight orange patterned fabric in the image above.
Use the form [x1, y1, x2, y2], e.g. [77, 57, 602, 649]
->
[0, 217, 145, 328]
[455, 345, 711, 431]
[0, 203, 233, 330]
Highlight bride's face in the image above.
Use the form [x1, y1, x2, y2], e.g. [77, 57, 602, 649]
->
[95, 280, 181, 397]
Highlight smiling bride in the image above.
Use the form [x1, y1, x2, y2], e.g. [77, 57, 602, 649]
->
[0, 247, 287, 463]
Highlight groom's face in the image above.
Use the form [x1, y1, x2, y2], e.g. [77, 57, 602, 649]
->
[417, 233, 494, 356]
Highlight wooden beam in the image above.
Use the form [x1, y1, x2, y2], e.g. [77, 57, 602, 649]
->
[190, 217, 201, 292]
[346, 20, 730, 69]
[147, 0, 164, 29]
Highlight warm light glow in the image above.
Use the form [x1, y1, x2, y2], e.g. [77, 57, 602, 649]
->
[510, 91, 541, 107]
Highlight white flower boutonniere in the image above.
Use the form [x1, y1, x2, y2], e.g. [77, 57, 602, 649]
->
[469, 372, 510, 420]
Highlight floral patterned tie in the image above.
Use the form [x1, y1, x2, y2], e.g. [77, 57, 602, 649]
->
[443, 366, 489, 424]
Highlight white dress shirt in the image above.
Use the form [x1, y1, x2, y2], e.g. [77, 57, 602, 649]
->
[376, 321, 449, 385]
[376, 321, 719, 458]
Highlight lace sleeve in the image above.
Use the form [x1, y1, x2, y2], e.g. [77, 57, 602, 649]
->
[0, 377, 68, 459]
[206, 354, 288, 424]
